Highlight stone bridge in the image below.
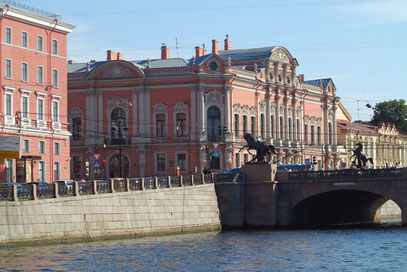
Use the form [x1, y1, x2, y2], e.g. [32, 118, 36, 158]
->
[215, 166, 407, 228]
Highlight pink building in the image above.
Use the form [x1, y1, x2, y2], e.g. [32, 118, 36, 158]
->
[68, 36, 339, 179]
[0, 3, 75, 183]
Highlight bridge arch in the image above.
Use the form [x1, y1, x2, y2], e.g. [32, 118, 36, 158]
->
[291, 189, 401, 226]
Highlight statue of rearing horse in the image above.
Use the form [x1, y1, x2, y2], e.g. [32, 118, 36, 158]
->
[239, 133, 277, 163]
[351, 142, 373, 169]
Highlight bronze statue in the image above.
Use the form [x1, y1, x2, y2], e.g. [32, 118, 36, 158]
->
[239, 133, 277, 163]
[351, 143, 373, 169]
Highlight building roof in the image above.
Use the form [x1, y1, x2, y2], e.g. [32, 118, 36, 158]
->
[134, 58, 188, 68]
[303, 78, 332, 88]
[337, 121, 379, 133]
[218, 47, 276, 62]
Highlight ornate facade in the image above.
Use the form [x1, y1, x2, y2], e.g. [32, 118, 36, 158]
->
[337, 121, 407, 168]
[68, 37, 340, 179]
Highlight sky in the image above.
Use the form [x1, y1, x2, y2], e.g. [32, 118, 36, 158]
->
[26, 0, 407, 121]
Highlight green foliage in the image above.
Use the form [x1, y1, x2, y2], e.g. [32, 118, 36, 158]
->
[371, 99, 407, 131]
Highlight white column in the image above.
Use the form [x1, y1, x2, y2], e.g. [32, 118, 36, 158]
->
[138, 89, 145, 137]
[98, 91, 103, 143]
[265, 92, 271, 140]
[225, 85, 231, 132]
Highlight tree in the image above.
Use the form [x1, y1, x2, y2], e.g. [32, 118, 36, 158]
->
[371, 99, 407, 131]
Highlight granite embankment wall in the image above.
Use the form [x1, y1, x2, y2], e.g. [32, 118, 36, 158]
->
[0, 184, 220, 244]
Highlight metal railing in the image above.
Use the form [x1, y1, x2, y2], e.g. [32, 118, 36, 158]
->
[0, 172, 240, 202]
[0, 0, 61, 19]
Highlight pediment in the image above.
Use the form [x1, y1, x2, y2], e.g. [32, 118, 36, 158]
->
[87, 61, 145, 80]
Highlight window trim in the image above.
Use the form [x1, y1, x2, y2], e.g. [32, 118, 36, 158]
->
[54, 162, 60, 180]
[5, 59, 12, 79]
[155, 152, 167, 172]
[52, 100, 59, 122]
[23, 139, 30, 153]
[37, 35, 43, 51]
[37, 98, 44, 120]
[52, 39, 58, 55]
[5, 27, 11, 44]
[21, 62, 28, 82]
[39, 140, 46, 154]
[175, 152, 187, 172]
[37, 66, 43, 85]
[54, 142, 60, 155]
[52, 69, 58, 87]
[21, 95, 29, 118]
[22, 31, 28, 48]
[5, 92, 12, 116]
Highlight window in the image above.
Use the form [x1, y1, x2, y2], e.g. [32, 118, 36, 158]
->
[310, 125, 315, 145]
[156, 153, 166, 172]
[21, 96, 28, 118]
[176, 113, 187, 137]
[52, 69, 58, 87]
[5, 59, 11, 78]
[270, 115, 275, 138]
[317, 126, 321, 145]
[37, 36, 43, 51]
[111, 108, 127, 145]
[6, 159, 13, 183]
[37, 66, 43, 84]
[39, 161, 46, 182]
[242, 115, 248, 135]
[177, 153, 187, 171]
[37, 99, 44, 120]
[244, 154, 248, 164]
[39, 141, 45, 153]
[22, 63, 28, 81]
[207, 106, 221, 142]
[52, 40, 58, 55]
[23, 139, 30, 152]
[54, 162, 60, 180]
[297, 119, 300, 141]
[22, 32, 27, 47]
[304, 124, 308, 143]
[235, 153, 240, 168]
[52, 101, 59, 122]
[234, 114, 239, 137]
[5, 93, 12, 115]
[156, 114, 166, 137]
[72, 117, 82, 140]
[54, 142, 60, 155]
[280, 116, 284, 139]
[288, 118, 292, 140]
[251, 116, 255, 135]
[5, 27, 11, 43]
[73, 156, 81, 175]
[260, 114, 265, 138]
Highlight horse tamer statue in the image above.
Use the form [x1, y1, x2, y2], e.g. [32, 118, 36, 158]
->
[351, 142, 373, 169]
[239, 133, 277, 163]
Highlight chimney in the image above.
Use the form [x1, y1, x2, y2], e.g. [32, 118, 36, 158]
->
[68, 60, 74, 64]
[117, 52, 123, 60]
[299, 74, 305, 82]
[107, 50, 116, 60]
[212, 39, 219, 54]
[224, 34, 231, 50]
[161, 44, 170, 59]
[195, 46, 203, 58]
[202, 43, 207, 55]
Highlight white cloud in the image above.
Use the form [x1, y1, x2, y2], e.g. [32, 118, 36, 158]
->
[343, 0, 407, 25]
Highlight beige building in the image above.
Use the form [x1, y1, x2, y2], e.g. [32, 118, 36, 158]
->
[337, 121, 407, 169]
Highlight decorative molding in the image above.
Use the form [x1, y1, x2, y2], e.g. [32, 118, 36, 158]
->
[242, 105, 249, 115]
[107, 96, 130, 114]
[154, 103, 167, 114]
[102, 64, 133, 79]
[205, 90, 224, 104]
[259, 101, 266, 113]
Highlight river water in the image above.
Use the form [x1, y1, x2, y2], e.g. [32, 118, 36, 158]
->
[1, 228, 407, 271]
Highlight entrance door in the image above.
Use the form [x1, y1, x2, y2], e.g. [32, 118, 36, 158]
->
[109, 155, 129, 178]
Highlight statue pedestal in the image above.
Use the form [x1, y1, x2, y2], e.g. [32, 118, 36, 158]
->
[242, 163, 277, 182]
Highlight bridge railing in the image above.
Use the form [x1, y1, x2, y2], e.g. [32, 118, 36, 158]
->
[286, 168, 404, 182]
[0, 172, 240, 202]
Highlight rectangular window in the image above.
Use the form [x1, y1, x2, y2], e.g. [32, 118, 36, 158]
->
[37, 66, 43, 84]
[52, 69, 58, 87]
[73, 156, 81, 175]
[5, 93, 11, 115]
[37, 99, 44, 120]
[39, 141, 45, 153]
[37, 36, 43, 51]
[72, 117, 82, 140]
[22, 32, 27, 47]
[244, 154, 248, 164]
[6, 159, 13, 183]
[52, 40, 58, 55]
[156, 114, 166, 137]
[176, 113, 187, 137]
[54, 142, 60, 155]
[311, 125, 315, 145]
[235, 153, 240, 168]
[317, 126, 321, 145]
[5, 59, 11, 78]
[234, 114, 239, 137]
[22, 63, 28, 81]
[52, 101, 59, 122]
[304, 124, 308, 143]
[5, 27, 11, 43]
[23, 139, 30, 152]
[156, 153, 166, 171]
[39, 161, 46, 182]
[243, 115, 247, 135]
[54, 162, 60, 180]
[177, 153, 187, 171]
[22, 96, 28, 118]
[251, 116, 256, 135]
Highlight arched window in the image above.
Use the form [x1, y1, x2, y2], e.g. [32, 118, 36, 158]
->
[72, 117, 82, 140]
[310, 125, 315, 145]
[111, 108, 127, 145]
[288, 118, 292, 140]
[260, 114, 265, 138]
[251, 116, 256, 136]
[207, 106, 221, 142]
[243, 115, 248, 135]
[234, 113, 239, 137]
[296, 119, 300, 141]
[279, 116, 284, 139]
[270, 115, 274, 139]
[176, 113, 187, 137]
[109, 154, 129, 178]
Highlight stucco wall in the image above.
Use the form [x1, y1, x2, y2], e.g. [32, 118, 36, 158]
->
[0, 184, 220, 243]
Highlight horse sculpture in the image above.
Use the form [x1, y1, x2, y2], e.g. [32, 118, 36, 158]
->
[239, 133, 277, 163]
[351, 142, 373, 169]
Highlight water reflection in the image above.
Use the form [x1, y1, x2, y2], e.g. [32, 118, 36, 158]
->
[1, 229, 407, 271]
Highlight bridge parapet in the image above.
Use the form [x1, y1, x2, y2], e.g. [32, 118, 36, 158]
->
[276, 168, 405, 183]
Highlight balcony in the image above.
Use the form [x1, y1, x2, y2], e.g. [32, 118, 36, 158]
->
[5, 116, 15, 126]
[37, 120, 46, 129]
[52, 122, 61, 131]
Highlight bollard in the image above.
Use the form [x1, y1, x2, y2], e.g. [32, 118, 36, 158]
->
[32, 184, 38, 200]
[201, 173, 205, 184]
[180, 175, 184, 187]
[54, 182, 59, 198]
[154, 177, 158, 189]
[167, 176, 171, 188]
[12, 185, 18, 201]
[191, 174, 195, 186]
[110, 179, 115, 193]
[141, 177, 145, 190]
[125, 178, 130, 191]
[73, 181, 79, 196]
[92, 180, 98, 195]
